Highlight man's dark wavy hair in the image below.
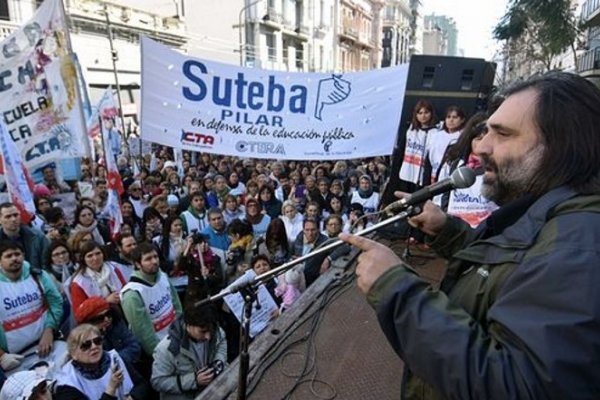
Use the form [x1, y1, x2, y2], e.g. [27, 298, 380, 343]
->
[502, 72, 600, 196]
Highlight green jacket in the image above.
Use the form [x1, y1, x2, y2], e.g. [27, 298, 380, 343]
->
[121, 270, 183, 356]
[0, 261, 63, 352]
[368, 187, 600, 400]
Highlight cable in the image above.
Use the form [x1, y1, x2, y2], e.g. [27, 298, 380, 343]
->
[245, 271, 355, 399]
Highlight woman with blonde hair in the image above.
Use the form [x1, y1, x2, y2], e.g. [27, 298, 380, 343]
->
[54, 324, 146, 399]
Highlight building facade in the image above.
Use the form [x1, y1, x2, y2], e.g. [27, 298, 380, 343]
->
[381, 0, 412, 67]
[0, 0, 186, 128]
[423, 14, 457, 56]
[578, 0, 600, 87]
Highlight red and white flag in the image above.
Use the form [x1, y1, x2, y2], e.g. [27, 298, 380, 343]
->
[0, 121, 36, 223]
[101, 119, 123, 240]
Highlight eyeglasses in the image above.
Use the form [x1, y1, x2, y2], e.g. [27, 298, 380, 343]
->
[87, 311, 112, 325]
[130, 187, 141, 192]
[79, 336, 103, 351]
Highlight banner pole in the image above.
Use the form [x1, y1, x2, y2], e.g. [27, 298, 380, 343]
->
[103, 4, 128, 158]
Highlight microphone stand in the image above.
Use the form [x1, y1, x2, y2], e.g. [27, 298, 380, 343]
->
[195, 205, 421, 400]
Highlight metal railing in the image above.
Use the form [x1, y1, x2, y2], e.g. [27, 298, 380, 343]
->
[576, 46, 600, 73]
[581, 0, 600, 23]
[0, 19, 18, 40]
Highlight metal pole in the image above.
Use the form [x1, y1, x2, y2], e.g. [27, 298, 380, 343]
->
[104, 4, 128, 150]
[239, 0, 261, 66]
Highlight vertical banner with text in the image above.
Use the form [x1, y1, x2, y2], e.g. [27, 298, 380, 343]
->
[0, 0, 89, 170]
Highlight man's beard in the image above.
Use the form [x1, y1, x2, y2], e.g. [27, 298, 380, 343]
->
[480, 144, 545, 206]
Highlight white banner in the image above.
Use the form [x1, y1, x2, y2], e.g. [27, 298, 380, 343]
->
[0, 0, 88, 169]
[140, 37, 407, 160]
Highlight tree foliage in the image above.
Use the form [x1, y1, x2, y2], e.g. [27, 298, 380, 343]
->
[494, 0, 579, 70]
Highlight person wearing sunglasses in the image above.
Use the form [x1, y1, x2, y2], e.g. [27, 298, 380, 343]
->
[54, 324, 142, 400]
[74, 297, 142, 369]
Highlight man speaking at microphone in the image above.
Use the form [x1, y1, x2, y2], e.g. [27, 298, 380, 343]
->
[340, 72, 600, 400]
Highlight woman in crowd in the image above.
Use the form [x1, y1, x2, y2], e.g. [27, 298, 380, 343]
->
[71, 205, 110, 246]
[120, 199, 141, 238]
[207, 175, 230, 208]
[425, 105, 467, 184]
[69, 241, 126, 312]
[331, 161, 349, 180]
[259, 218, 291, 268]
[222, 194, 245, 225]
[154, 215, 186, 275]
[74, 297, 142, 370]
[343, 203, 372, 234]
[245, 180, 260, 200]
[179, 235, 224, 308]
[54, 324, 147, 399]
[399, 100, 438, 191]
[227, 172, 246, 198]
[244, 197, 271, 239]
[139, 207, 163, 243]
[434, 111, 498, 226]
[323, 214, 344, 239]
[47, 240, 78, 290]
[259, 185, 282, 219]
[326, 196, 348, 226]
[349, 175, 380, 216]
[279, 200, 304, 247]
[225, 219, 256, 282]
[251, 255, 280, 307]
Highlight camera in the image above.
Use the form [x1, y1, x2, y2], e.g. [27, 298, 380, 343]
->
[209, 360, 224, 376]
[189, 229, 207, 245]
[226, 247, 243, 266]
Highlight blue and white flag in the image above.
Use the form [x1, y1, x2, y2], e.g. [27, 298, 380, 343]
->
[140, 37, 408, 160]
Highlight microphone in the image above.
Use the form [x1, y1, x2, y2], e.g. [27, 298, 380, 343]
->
[384, 167, 476, 215]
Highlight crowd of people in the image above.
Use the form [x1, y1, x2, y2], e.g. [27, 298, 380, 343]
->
[0, 84, 514, 399]
[0, 152, 393, 399]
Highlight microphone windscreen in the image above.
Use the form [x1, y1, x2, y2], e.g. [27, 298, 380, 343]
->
[451, 167, 476, 189]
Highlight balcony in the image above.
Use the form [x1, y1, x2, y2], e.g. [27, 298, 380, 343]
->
[262, 7, 283, 27]
[0, 19, 18, 40]
[577, 46, 600, 77]
[581, 0, 600, 29]
[66, 0, 187, 47]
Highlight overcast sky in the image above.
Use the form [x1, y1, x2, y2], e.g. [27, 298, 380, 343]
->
[421, 0, 510, 60]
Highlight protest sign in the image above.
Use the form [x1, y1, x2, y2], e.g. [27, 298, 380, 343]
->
[141, 36, 407, 160]
[0, 0, 88, 169]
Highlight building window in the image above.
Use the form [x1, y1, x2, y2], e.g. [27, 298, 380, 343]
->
[0, 0, 9, 20]
[266, 32, 277, 61]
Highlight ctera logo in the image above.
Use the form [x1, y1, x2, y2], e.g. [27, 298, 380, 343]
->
[180, 130, 215, 148]
[236, 140, 285, 155]
[314, 74, 351, 120]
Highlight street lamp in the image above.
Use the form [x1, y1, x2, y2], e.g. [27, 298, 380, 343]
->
[239, 0, 261, 66]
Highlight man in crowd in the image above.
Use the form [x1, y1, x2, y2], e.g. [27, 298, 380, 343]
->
[202, 208, 231, 252]
[180, 192, 209, 236]
[151, 305, 227, 398]
[292, 217, 328, 287]
[340, 72, 600, 399]
[109, 233, 138, 281]
[42, 165, 71, 194]
[121, 242, 182, 357]
[0, 203, 49, 271]
[0, 241, 65, 374]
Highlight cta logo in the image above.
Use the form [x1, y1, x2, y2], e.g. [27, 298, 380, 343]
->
[236, 140, 285, 155]
[180, 130, 215, 148]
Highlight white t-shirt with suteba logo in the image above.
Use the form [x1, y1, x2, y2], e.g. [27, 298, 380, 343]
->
[426, 129, 461, 182]
[399, 126, 436, 184]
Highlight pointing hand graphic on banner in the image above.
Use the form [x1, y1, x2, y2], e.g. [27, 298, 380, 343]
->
[314, 74, 351, 120]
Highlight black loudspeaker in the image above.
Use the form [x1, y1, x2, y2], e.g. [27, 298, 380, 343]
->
[381, 55, 497, 207]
